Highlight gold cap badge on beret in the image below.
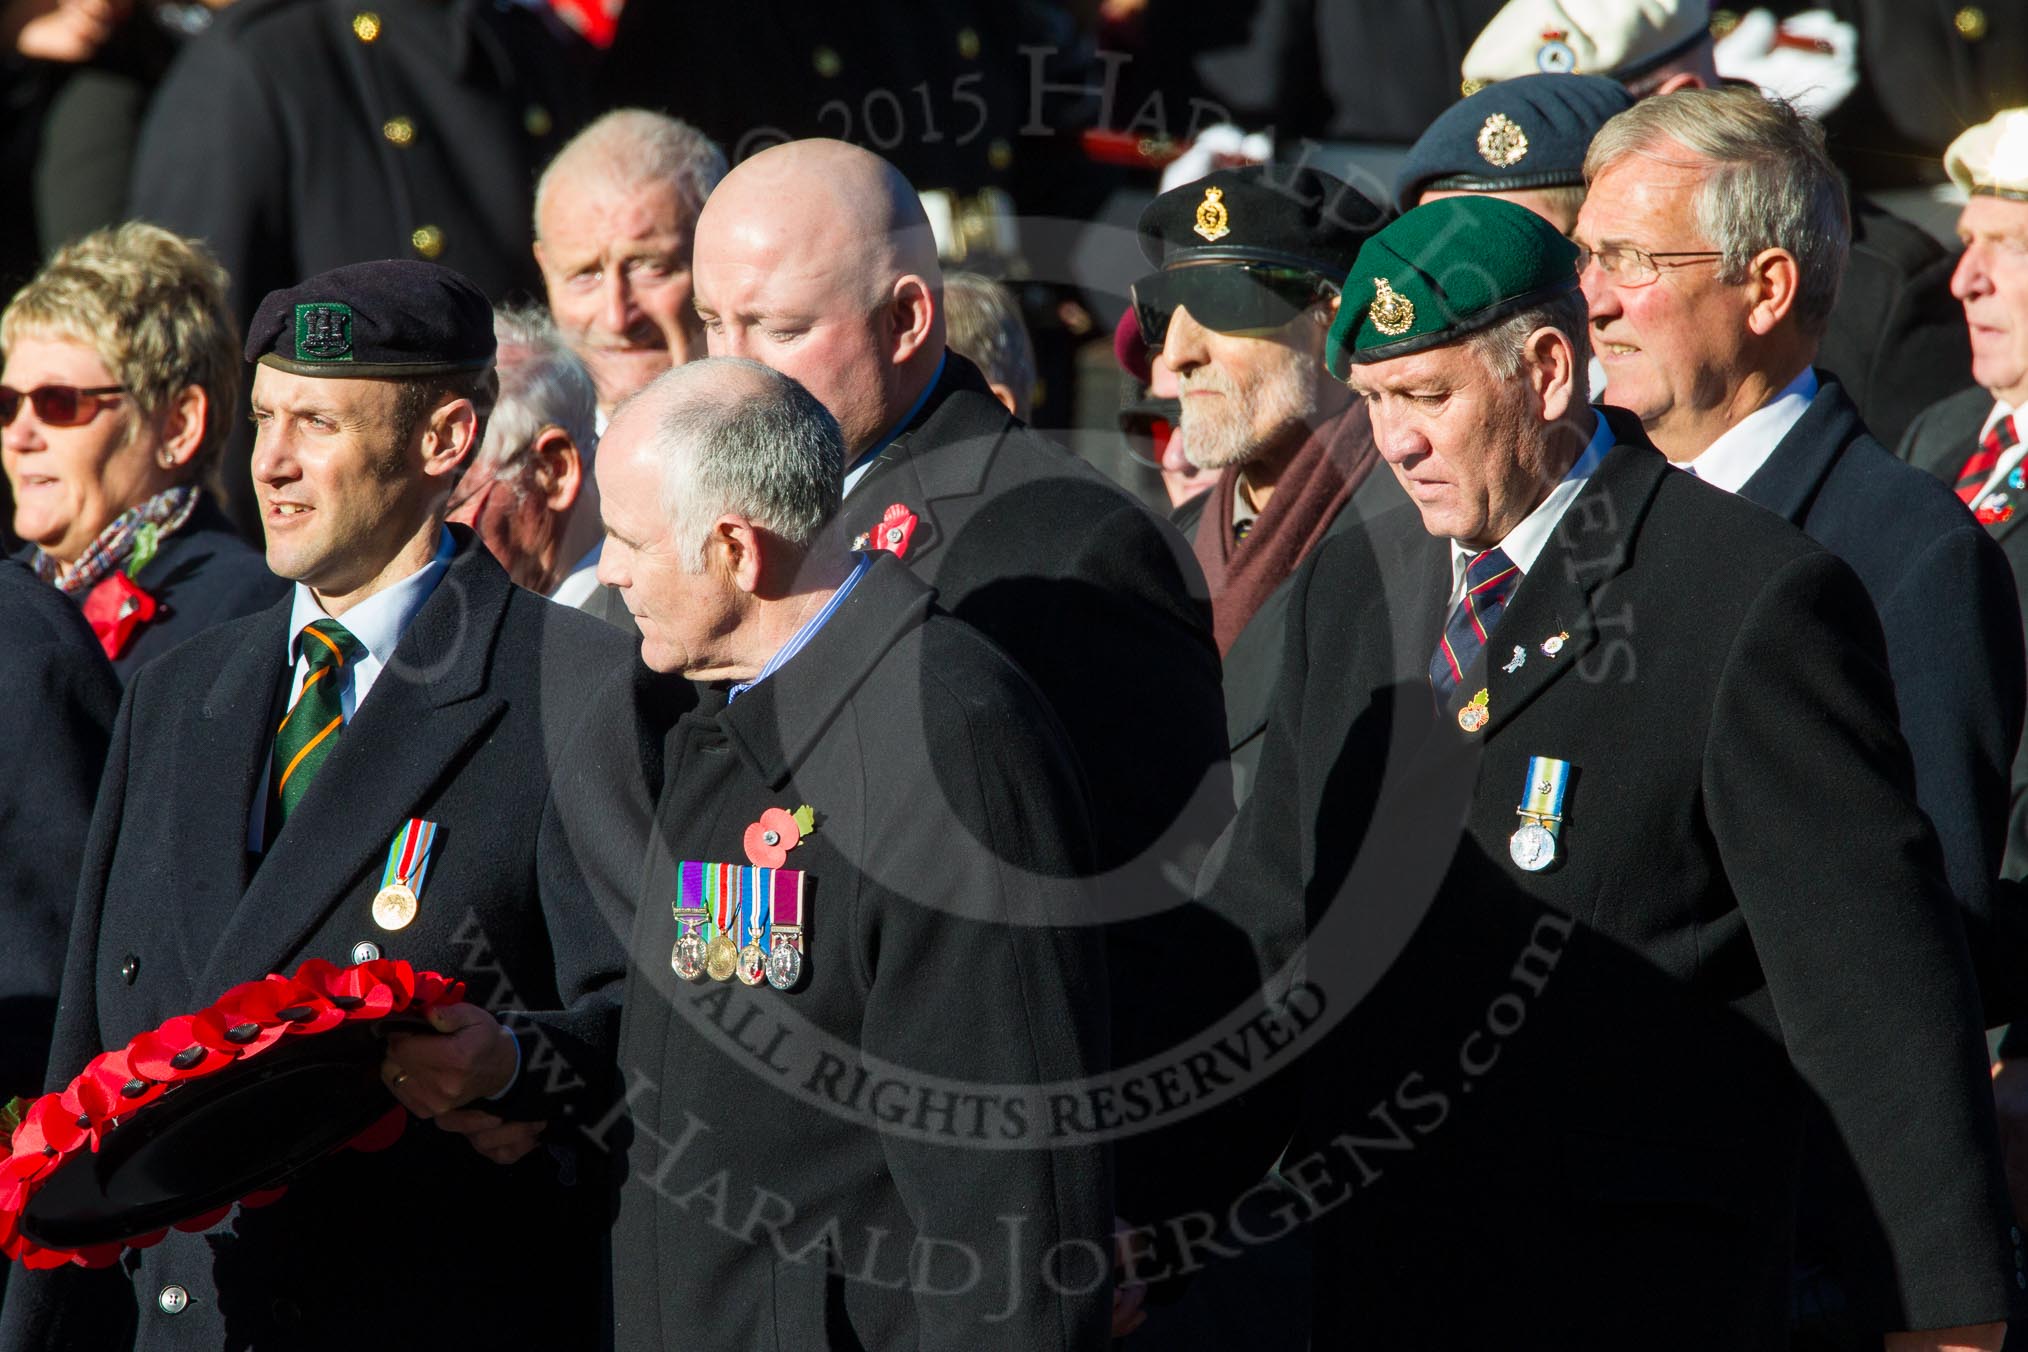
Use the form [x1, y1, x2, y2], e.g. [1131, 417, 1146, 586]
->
[1371, 277, 1415, 336]
[1478, 112, 1531, 167]
[1194, 186, 1231, 242]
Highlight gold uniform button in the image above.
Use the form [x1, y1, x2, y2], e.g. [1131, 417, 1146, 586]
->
[351, 10, 380, 41]
[987, 138, 1013, 171]
[382, 116, 414, 146]
[813, 46, 842, 78]
[1460, 77, 1488, 97]
[410, 225, 444, 258]
[957, 27, 980, 59]
[1957, 5, 1989, 40]
[523, 103, 553, 137]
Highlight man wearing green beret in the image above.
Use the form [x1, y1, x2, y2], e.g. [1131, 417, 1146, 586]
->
[1199, 195, 2020, 1350]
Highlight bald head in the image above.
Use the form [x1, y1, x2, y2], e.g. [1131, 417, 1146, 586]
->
[693, 139, 946, 454]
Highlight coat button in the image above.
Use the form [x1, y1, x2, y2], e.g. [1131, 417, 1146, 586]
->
[956, 27, 979, 59]
[1957, 6, 1989, 40]
[351, 10, 380, 41]
[410, 225, 444, 258]
[523, 103, 552, 137]
[812, 46, 841, 78]
[120, 955, 139, 985]
[382, 116, 415, 146]
[352, 941, 381, 963]
[158, 1285, 189, 1315]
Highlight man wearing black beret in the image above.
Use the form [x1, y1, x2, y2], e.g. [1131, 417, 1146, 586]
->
[0, 260, 634, 1350]
[1200, 195, 2020, 1349]
[1394, 73, 1633, 233]
[1136, 164, 1398, 803]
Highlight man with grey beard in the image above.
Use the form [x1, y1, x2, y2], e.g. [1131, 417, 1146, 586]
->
[1135, 166, 1401, 800]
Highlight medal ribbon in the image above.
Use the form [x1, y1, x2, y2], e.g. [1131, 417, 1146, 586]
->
[771, 871, 803, 930]
[379, 819, 437, 892]
[676, 861, 706, 935]
[743, 866, 771, 955]
[712, 863, 737, 943]
[1520, 757, 1570, 833]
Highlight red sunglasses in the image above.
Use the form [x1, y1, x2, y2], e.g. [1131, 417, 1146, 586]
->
[0, 383, 127, 428]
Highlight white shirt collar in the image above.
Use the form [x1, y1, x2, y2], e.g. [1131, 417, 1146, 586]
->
[1447, 410, 1613, 610]
[284, 527, 456, 712]
[1677, 367, 1818, 495]
[548, 539, 603, 608]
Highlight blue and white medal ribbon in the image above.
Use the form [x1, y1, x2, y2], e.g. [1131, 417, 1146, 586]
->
[1509, 757, 1570, 872]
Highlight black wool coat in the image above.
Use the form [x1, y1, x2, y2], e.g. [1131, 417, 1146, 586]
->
[1204, 416, 2021, 1348]
[836, 355, 1252, 1234]
[1737, 376, 2025, 1019]
[1173, 457, 1405, 805]
[1904, 385, 2028, 880]
[0, 533, 633, 1352]
[522, 554, 1115, 1351]
[0, 558, 118, 1100]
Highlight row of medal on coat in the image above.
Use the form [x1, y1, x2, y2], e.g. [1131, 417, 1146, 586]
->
[672, 861, 807, 990]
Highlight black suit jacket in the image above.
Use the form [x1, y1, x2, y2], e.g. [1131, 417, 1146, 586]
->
[1739, 376, 2025, 1018]
[523, 555, 1113, 1350]
[836, 355, 1246, 1236]
[1206, 416, 2020, 1347]
[1173, 461, 1405, 804]
[1903, 386, 2028, 881]
[0, 559, 117, 1100]
[0, 533, 632, 1351]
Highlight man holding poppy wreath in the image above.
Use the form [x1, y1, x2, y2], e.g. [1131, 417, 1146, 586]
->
[0, 259, 633, 1350]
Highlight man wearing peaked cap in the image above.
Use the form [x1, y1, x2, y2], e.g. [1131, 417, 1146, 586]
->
[1462, 0, 1713, 91]
[1135, 164, 1399, 801]
[1200, 194, 2021, 1349]
[0, 259, 635, 1351]
[1395, 73, 1633, 231]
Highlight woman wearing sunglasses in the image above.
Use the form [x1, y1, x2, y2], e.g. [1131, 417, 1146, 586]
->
[1, 222, 282, 677]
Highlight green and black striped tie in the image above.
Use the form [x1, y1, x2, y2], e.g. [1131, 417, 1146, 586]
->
[268, 618, 363, 832]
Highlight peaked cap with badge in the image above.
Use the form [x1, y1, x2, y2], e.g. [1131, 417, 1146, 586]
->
[1326, 194, 1581, 375]
[1395, 72, 1633, 210]
[1138, 164, 1388, 281]
[1462, 0, 1711, 89]
[1946, 107, 2028, 201]
[245, 259, 496, 379]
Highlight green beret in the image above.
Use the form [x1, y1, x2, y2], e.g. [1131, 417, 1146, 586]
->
[1325, 196, 1580, 377]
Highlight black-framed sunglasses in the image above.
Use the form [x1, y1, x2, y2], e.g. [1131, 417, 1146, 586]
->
[1130, 263, 1337, 347]
[0, 383, 127, 428]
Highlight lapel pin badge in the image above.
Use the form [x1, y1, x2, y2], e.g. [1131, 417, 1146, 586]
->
[1540, 630, 1569, 657]
[1458, 688, 1490, 733]
[1502, 645, 1526, 674]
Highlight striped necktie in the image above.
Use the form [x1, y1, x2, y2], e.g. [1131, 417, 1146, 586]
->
[1956, 414, 2019, 505]
[269, 619, 363, 832]
[1430, 547, 1520, 704]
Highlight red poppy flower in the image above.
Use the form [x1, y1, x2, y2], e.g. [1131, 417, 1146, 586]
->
[80, 572, 157, 661]
[743, 806, 803, 868]
[872, 503, 919, 559]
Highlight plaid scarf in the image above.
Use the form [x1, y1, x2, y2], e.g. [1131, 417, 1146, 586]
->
[33, 484, 200, 597]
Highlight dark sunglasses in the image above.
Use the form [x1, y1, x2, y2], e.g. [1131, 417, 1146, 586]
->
[1130, 264, 1336, 346]
[0, 383, 127, 428]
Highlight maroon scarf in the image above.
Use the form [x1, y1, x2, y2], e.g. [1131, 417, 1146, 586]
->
[1193, 400, 1381, 655]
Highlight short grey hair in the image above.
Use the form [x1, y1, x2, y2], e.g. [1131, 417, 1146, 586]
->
[473, 305, 599, 495]
[1466, 288, 1592, 393]
[1583, 87, 1849, 337]
[942, 271, 1037, 420]
[633, 358, 844, 571]
[534, 109, 728, 237]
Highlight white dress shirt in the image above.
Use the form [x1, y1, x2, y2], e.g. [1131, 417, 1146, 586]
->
[548, 540, 603, 609]
[1446, 409, 1614, 611]
[245, 529, 456, 849]
[1675, 367, 1818, 494]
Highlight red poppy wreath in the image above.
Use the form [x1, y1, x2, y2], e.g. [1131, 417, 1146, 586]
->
[0, 957, 465, 1270]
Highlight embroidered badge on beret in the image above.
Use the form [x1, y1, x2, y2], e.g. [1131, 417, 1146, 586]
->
[1370, 278, 1415, 336]
[1477, 113, 1530, 168]
[293, 303, 354, 362]
[1193, 185, 1231, 242]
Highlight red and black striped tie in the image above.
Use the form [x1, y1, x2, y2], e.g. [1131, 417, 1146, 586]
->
[1430, 547, 1520, 704]
[1956, 414, 2019, 505]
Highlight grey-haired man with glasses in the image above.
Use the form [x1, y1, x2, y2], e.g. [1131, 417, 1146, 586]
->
[1579, 83, 2025, 1350]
